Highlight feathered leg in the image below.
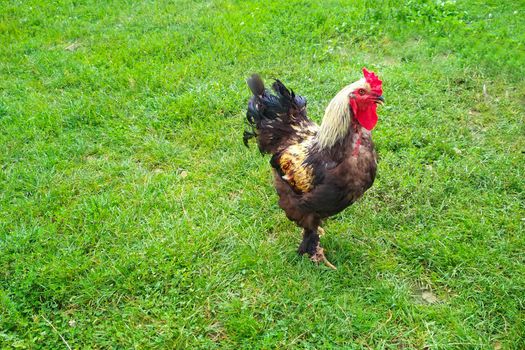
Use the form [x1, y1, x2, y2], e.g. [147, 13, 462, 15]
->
[297, 216, 336, 269]
[297, 228, 319, 255]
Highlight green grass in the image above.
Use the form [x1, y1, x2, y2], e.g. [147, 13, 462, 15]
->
[1, 0, 524, 348]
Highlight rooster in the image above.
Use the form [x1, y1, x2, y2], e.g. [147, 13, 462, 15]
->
[243, 68, 383, 269]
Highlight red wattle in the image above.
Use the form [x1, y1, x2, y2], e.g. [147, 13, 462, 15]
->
[356, 104, 378, 130]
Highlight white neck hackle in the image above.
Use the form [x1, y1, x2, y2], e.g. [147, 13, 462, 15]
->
[317, 78, 368, 149]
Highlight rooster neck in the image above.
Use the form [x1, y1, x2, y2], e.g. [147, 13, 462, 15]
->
[316, 120, 354, 149]
[312, 117, 371, 163]
[351, 123, 362, 157]
[339, 119, 369, 155]
[316, 88, 353, 149]
[316, 113, 362, 148]
[316, 80, 366, 150]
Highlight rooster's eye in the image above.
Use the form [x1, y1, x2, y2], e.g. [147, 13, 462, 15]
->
[358, 89, 366, 95]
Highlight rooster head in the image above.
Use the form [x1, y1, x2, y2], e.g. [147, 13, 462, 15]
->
[348, 68, 384, 131]
[318, 68, 384, 149]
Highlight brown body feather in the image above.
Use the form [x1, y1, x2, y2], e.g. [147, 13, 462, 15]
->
[275, 129, 376, 222]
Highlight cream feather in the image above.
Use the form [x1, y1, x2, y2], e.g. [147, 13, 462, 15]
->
[316, 78, 369, 149]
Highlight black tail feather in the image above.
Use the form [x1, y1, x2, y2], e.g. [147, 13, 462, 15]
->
[272, 79, 293, 102]
[243, 129, 256, 148]
[272, 79, 306, 113]
[247, 74, 265, 96]
[243, 74, 310, 153]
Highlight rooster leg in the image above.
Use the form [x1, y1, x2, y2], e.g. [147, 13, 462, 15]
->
[317, 227, 325, 236]
[297, 228, 319, 256]
[310, 242, 337, 270]
[298, 228, 336, 270]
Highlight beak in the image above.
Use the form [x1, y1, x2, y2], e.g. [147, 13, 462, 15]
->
[375, 95, 385, 105]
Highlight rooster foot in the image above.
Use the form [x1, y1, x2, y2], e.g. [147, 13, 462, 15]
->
[310, 244, 337, 270]
[317, 227, 325, 236]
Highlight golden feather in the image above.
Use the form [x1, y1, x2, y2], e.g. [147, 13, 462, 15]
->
[278, 139, 315, 193]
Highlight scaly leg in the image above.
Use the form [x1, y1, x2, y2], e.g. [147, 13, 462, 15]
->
[298, 228, 336, 270]
[309, 242, 337, 270]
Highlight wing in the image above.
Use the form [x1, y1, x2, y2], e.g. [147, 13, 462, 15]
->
[270, 137, 318, 194]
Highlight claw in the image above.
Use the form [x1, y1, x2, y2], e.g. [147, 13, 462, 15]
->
[310, 244, 337, 270]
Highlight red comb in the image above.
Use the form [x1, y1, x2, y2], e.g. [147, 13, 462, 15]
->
[363, 68, 382, 95]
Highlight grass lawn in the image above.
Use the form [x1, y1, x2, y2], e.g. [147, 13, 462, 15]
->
[1, 0, 524, 348]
